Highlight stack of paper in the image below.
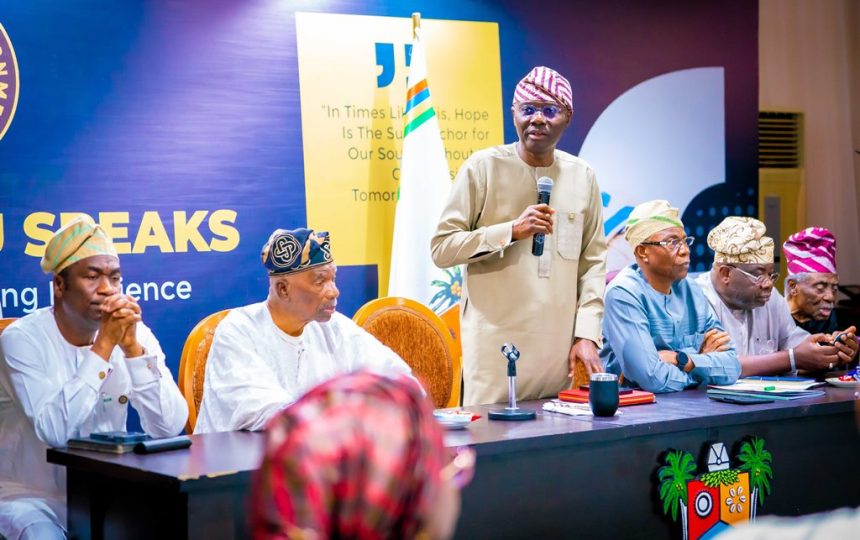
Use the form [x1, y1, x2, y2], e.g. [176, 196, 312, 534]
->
[708, 377, 825, 401]
[543, 400, 610, 417]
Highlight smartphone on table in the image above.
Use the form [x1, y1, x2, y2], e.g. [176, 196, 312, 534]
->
[90, 431, 148, 443]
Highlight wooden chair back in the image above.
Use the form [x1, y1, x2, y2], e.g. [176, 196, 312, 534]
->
[354, 297, 461, 408]
[178, 309, 230, 433]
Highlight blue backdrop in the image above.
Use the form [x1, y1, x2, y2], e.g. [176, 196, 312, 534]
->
[0, 0, 758, 401]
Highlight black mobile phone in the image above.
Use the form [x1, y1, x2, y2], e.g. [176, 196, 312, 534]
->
[821, 333, 846, 347]
[91, 431, 148, 444]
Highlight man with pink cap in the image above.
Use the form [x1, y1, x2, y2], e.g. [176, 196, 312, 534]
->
[432, 66, 607, 405]
[696, 218, 857, 374]
[783, 227, 843, 334]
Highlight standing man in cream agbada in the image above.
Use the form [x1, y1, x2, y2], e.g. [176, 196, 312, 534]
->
[432, 66, 607, 405]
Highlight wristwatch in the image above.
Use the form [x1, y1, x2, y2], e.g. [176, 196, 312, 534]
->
[676, 351, 690, 370]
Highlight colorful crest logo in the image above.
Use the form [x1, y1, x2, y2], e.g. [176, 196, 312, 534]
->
[657, 438, 773, 540]
[0, 22, 20, 141]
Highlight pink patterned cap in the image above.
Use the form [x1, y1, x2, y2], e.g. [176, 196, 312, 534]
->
[513, 66, 573, 112]
[783, 227, 837, 274]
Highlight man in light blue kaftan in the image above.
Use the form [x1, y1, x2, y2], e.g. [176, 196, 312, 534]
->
[600, 200, 740, 393]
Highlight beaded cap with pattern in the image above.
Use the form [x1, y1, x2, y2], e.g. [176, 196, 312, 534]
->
[512, 66, 573, 112]
[707, 216, 774, 264]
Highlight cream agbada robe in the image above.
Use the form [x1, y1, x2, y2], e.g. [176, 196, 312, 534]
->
[432, 143, 607, 405]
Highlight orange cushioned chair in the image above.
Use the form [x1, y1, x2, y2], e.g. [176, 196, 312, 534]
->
[178, 309, 230, 433]
[0, 318, 17, 335]
[353, 297, 461, 408]
[438, 305, 462, 364]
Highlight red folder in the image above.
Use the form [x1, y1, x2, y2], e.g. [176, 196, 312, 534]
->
[558, 388, 656, 406]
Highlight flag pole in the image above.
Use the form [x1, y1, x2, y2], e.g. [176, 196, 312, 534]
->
[412, 12, 421, 38]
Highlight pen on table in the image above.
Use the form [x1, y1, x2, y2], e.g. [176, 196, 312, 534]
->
[745, 376, 807, 382]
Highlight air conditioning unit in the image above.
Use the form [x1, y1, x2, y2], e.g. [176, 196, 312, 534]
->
[758, 110, 804, 292]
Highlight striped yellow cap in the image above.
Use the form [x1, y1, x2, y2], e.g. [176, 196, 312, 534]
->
[40, 215, 118, 274]
[624, 200, 684, 249]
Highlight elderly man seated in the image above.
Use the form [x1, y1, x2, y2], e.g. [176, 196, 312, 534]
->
[194, 227, 418, 433]
[783, 227, 843, 334]
[601, 200, 740, 393]
[695, 218, 857, 375]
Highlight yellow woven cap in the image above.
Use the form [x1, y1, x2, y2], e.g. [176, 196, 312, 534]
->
[40, 215, 118, 274]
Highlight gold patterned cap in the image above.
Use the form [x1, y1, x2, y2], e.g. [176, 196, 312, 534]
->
[40, 215, 118, 274]
[707, 216, 774, 264]
[624, 200, 684, 249]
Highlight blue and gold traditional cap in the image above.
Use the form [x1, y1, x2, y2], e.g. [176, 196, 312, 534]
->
[261, 228, 333, 276]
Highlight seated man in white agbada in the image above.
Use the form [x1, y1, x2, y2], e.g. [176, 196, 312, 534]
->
[0, 216, 188, 540]
[194, 228, 418, 434]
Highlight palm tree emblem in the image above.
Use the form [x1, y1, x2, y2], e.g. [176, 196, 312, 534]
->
[658, 449, 697, 538]
[737, 437, 773, 521]
[430, 266, 462, 313]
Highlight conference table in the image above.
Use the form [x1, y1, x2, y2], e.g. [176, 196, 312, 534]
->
[48, 386, 860, 539]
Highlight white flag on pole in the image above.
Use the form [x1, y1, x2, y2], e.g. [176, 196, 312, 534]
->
[388, 23, 460, 314]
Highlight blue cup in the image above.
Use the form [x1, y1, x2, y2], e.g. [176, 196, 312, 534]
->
[589, 373, 619, 417]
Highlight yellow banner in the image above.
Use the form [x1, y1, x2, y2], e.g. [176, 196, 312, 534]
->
[295, 12, 503, 293]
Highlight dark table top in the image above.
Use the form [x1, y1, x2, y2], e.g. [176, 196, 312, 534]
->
[48, 386, 859, 486]
[443, 385, 860, 455]
[48, 429, 264, 492]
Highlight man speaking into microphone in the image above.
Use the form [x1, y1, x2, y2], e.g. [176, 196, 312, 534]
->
[432, 66, 607, 406]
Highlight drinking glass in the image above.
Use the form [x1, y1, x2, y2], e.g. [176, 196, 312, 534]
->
[589, 373, 619, 417]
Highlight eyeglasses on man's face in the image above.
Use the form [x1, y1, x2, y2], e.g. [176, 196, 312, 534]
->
[516, 102, 565, 120]
[726, 264, 779, 286]
[639, 236, 695, 252]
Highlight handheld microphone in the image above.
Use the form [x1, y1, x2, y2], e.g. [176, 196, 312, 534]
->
[531, 177, 554, 256]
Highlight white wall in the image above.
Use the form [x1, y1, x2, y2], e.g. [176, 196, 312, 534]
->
[759, 0, 860, 284]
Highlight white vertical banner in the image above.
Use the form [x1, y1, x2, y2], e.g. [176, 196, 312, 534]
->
[388, 22, 457, 313]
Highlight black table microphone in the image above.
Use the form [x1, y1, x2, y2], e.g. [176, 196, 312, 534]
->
[489, 343, 537, 421]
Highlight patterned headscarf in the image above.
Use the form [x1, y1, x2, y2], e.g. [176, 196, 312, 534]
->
[707, 217, 774, 264]
[261, 228, 333, 276]
[40, 215, 118, 274]
[783, 227, 837, 274]
[513, 66, 573, 113]
[250, 372, 445, 540]
[624, 200, 684, 249]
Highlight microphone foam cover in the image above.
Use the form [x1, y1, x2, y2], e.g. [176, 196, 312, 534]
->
[537, 177, 554, 193]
